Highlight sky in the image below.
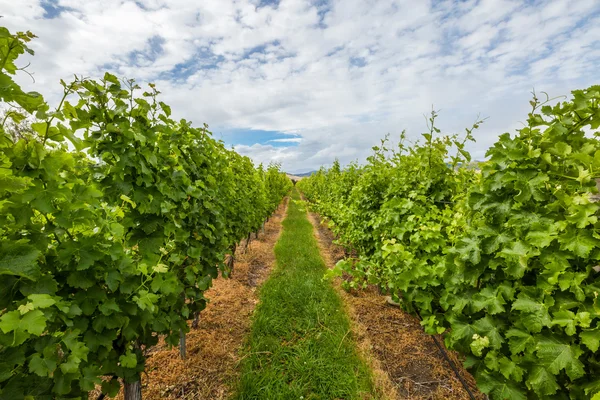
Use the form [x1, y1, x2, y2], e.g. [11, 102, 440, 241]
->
[1, 0, 599, 174]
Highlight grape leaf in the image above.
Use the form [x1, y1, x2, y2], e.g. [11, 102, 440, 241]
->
[536, 336, 585, 380]
[526, 366, 560, 396]
[119, 352, 137, 368]
[0, 241, 41, 280]
[580, 329, 600, 352]
[29, 354, 57, 377]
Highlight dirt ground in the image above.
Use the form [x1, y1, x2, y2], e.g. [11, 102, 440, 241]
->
[96, 198, 288, 400]
[306, 210, 486, 400]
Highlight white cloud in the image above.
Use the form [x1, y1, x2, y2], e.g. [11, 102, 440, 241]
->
[235, 142, 301, 165]
[268, 138, 302, 143]
[1, 0, 598, 173]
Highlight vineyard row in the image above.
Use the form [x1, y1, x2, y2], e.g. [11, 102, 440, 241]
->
[0, 28, 292, 399]
[299, 86, 600, 399]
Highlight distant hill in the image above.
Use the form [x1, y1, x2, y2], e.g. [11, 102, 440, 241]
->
[293, 171, 317, 177]
[288, 163, 485, 179]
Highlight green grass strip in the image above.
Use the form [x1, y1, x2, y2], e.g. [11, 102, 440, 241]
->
[235, 189, 375, 400]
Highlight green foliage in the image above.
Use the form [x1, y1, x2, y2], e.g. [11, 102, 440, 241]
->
[0, 27, 291, 398]
[448, 87, 600, 398]
[299, 88, 600, 399]
[300, 112, 479, 308]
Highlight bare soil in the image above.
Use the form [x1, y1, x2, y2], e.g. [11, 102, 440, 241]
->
[306, 210, 486, 400]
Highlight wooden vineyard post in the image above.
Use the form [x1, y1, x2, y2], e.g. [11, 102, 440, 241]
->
[124, 380, 142, 400]
[179, 292, 187, 359]
[192, 312, 200, 329]
[179, 329, 186, 360]
[244, 232, 251, 253]
[227, 243, 236, 274]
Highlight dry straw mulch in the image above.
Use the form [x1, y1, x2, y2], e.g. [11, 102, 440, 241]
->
[99, 198, 288, 400]
[307, 210, 485, 400]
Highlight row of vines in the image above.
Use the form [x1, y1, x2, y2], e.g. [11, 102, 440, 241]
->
[299, 86, 600, 399]
[0, 28, 292, 399]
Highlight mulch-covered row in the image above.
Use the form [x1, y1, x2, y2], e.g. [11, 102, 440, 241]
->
[98, 198, 288, 400]
[307, 210, 486, 400]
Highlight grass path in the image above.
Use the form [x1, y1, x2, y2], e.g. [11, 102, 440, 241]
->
[235, 189, 376, 399]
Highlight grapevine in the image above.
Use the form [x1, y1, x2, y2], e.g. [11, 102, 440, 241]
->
[300, 88, 600, 399]
[0, 27, 292, 399]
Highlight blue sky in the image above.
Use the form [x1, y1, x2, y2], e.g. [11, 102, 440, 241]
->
[2, 0, 599, 173]
[216, 129, 302, 148]
[39, 0, 69, 18]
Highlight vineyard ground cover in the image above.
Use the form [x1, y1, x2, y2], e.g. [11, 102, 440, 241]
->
[235, 189, 377, 399]
[90, 198, 289, 399]
[306, 208, 486, 400]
